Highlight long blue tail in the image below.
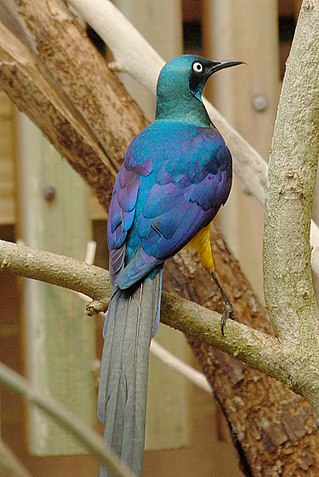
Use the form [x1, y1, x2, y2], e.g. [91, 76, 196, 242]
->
[98, 271, 162, 477]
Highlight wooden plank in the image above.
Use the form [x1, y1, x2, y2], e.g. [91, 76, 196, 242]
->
[0, 89, 105, 224]
[17, 114, 96, 455]
[146, 330, 190, 450]
[279, 0, 296, 16]
[112, 0, 190, 451]
[0, 92, 16, 225]
[294, 0, 303, 19]
[203, 0, 280, 300]
[91, 196, 106, 221]
[113, 0, 183, 120]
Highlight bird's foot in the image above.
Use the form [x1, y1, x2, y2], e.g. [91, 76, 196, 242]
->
[209, 270, 235, 335]
[220, 299, 235, 336]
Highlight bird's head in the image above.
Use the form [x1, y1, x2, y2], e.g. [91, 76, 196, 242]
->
[156, 54, 243, 126]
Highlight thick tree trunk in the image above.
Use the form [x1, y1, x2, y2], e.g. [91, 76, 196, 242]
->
[172, 229, 319, 476]
[1, 0, 319, 475]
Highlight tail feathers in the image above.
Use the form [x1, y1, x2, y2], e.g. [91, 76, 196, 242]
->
[98, 270, 162, 477]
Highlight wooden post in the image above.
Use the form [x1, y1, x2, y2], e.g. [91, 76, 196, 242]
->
[203, 0, 280, 299]
[0, 91, 16, 225]
[113, 0, 190, 451]
[113, 0, 183, 119]
[17, 115, 96, 455]
[294, 0, 303, 19]
[0, 91, 18, 444]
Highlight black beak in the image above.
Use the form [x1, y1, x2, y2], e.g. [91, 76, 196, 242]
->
[208, 60, 245, 75]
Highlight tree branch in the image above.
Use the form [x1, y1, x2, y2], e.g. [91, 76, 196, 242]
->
[0, 239, 111, 303]
[0, 239, 288, 386]
[0, 20, 113, 209]
[264, 0, 319, 407]
[1, 0, 147, 210]
[0, 439, 33, 477]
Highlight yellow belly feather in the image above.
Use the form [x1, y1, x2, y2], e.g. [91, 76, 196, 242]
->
[183, 224, 215, 271]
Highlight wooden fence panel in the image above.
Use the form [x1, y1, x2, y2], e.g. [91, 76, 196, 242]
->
[17, 115, 96, 455]
[203, 0, 280, 300]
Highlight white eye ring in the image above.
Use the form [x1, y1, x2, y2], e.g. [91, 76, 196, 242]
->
[192, 61, 204, 73]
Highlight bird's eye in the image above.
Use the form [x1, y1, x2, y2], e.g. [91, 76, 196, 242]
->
[192, 61, 204, 74]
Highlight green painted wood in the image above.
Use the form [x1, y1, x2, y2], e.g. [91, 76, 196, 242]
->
[146, 326, 190, 450]
[17, 114, 96, 455]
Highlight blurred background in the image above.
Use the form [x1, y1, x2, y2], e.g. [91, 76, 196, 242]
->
[0, 1, 302, 476]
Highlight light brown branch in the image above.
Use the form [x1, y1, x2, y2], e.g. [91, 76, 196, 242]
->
[0, 21, 113, 209]
[0, 239, 111, 303]
[0, 239, 287, 385]
[264, 0, 319, 409]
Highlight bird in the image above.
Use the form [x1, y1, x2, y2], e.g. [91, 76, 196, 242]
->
[98, 54, 243, 477]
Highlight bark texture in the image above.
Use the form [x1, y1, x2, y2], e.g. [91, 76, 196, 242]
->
[0, 1, 147, 209]
[264, 0, 319, 412]
[169, 230, 319, 477]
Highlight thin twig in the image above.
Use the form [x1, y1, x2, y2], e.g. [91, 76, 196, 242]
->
[0, 439, 33, 477]
[150, 340, 211, 394]
[0, 362, 135, 477]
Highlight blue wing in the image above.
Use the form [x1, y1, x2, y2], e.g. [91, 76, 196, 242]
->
[107, 142, 153, 283]
[107, 121, 232, 289]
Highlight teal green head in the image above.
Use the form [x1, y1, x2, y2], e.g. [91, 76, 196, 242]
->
[156, 54, 243, 127]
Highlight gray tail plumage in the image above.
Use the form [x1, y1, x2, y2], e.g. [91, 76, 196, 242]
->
[98, 271, 162, 477]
